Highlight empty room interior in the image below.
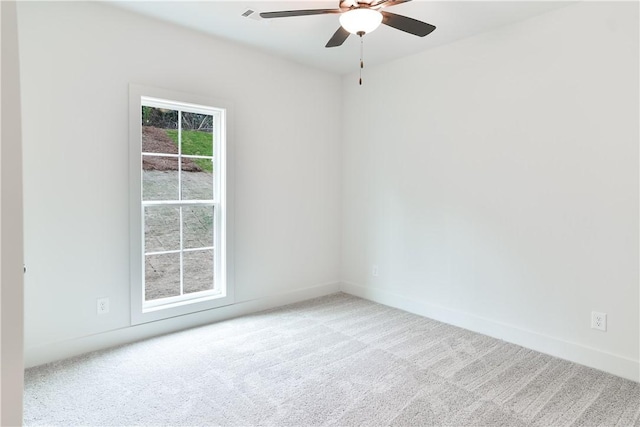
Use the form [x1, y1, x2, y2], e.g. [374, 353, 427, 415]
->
[1, 0, 640, 425]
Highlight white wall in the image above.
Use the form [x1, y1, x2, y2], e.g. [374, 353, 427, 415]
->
[1, 0, 25, 423]
[341, 1, 639, 381]
[18, 1, 342, 366]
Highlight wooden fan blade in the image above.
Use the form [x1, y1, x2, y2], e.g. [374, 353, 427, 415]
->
[260, 9, 342, 19]
[326, 27, 350, 48]
[381, 11, 435, 36]
[372, 0, 411, 8]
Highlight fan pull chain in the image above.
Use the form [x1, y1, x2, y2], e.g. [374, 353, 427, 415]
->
[358, 32, 365, 85]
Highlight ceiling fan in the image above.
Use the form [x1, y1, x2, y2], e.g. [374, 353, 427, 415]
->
[259, 0, 436, 48]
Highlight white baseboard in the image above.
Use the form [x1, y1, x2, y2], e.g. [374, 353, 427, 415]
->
[27, 279, 639, 383]
[25, 281, 341, 368]
[340, 281, 640, 383]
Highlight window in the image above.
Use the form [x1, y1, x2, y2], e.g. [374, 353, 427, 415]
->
[130, 85, 233, 324]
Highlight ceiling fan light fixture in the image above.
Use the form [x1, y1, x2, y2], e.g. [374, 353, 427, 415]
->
[339, 8, 383, 35]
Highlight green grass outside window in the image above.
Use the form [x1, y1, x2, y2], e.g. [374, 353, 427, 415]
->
[166, 129, 214, 172]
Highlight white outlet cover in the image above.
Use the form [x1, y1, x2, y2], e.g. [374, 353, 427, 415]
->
[591, 311, 607, 331]
[97, 297, 110, 315]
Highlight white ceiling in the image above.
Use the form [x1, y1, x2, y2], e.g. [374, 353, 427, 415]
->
[108, 1, 571, 75]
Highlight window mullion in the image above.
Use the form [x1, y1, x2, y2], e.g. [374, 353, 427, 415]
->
[145, 249, 182, 256]
[178, 110, 182, 201]
[178, 111, 184, 297]
[179, 206, 184, 297]
[142, 152, 180, 158]
[142, 200, 215, 207]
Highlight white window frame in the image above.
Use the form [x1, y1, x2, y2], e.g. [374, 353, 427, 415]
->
[129, 84, 234, 325]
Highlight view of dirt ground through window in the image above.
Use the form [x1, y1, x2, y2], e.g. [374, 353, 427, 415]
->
[142, 120, 215, 301]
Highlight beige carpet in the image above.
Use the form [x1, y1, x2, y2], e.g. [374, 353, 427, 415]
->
[24, 293, 640, 426]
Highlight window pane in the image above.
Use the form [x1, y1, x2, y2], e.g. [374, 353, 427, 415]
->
[145, 253, 181, 301]
[144, 206, 180, 253]
[183, 249, 214, 294]
[182, 163, 213, 201]
[180, 112, 213, 156]
[183, 206, 214, 249]
[142, 107, 179, 154]
[142, 157, 179, 201]
[181, 111, 214, 201]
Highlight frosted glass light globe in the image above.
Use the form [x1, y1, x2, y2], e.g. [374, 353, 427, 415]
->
[339, 9, 383, 35]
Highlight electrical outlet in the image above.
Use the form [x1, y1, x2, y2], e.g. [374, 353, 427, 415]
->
[591, 311, 606, 331]
[372, 264, 379, 277]
[97, 297, 110, 315]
